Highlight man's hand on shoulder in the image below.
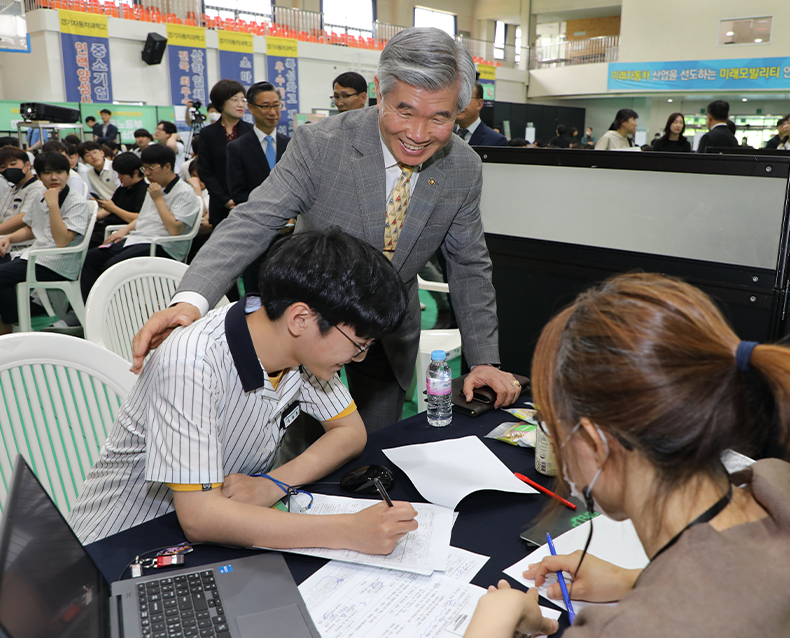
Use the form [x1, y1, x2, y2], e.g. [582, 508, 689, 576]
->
[131, 302, 201, 374]
[463, 365, 522, 408]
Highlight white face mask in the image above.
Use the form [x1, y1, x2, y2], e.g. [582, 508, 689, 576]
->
[562, 423, 609, 515]
[209, 112, 221, 123]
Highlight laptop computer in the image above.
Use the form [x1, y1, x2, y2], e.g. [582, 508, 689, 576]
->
[0, 455, 320, 638]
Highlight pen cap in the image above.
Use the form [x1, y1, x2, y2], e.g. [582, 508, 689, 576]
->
[431, 350, 447, 361]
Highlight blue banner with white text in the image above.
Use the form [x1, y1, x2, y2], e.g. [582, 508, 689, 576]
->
[59, 10, 113, 103]
[266, 37, 299, 137]
[608, 57, 790, 91]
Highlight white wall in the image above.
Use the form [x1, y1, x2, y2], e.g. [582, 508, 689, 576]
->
[527, 62, 609, 98]
[620, 0, 790, 62]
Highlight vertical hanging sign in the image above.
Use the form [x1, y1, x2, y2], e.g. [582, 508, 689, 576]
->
[59, 10, 112, 103]
[166, 25, 208, 107]
[478, 64, 496, 107]
[219, 31, 254, 92]
[266, 36, 299, 137]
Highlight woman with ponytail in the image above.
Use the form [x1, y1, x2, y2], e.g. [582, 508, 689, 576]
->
[464, 273, 790, 637]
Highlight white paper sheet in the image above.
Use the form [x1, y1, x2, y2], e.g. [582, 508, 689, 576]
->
[503, 516, 649, 612]
[255, 493, 454, 575]
[436, 546, 490, 584]
[383, 435, 537, 508]
[299, 560, 486, 638]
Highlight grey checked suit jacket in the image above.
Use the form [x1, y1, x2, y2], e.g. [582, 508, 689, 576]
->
[178, 106, 500, 389]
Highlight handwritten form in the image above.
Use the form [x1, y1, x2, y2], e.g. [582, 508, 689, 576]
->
[299, 548, 561, 638]
[503, 516, 649, 612]
[383, 436, 537, 509]
[255, 494, 455, 575]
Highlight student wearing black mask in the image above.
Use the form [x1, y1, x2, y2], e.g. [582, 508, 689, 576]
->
[0, 147, 45, 235]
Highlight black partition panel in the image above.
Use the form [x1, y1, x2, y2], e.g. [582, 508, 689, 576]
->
[476, 148, 790, 377]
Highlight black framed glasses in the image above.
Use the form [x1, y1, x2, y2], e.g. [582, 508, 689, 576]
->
[331, 92, 360, 103]
[251, 101, 283, 111]
[333, 325, 375, 360]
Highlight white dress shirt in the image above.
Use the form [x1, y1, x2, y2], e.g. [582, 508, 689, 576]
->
[253, 126, 277, 158]
[455, 117, 481, 143]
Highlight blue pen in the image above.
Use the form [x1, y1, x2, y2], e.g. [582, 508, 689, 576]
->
[546, 532, 575, 624]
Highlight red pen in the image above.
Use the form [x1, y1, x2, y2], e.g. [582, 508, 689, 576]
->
[514, 472, 577, 510]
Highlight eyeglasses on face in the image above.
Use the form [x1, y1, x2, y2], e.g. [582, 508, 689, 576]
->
[228, 96, 248, 105]
[251, 101, 283, 111]
[142, 164, 161, 173]
[333, 324, 375, 360]
[331, 92, 360, 102]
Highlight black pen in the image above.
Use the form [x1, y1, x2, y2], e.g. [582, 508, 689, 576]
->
[372, 477, 393, 507]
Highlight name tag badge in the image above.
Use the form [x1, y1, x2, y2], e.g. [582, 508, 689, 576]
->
[281, 402, 300, 430]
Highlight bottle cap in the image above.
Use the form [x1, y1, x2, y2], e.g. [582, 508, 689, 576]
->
[431, 350, 447, 361]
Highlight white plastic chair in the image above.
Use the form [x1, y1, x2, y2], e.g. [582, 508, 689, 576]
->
[0, 332, 136, 516]
[15, 201, 98, 332]
[84, 256, 229, 362]
[410, 276, 462, 412]
[104, 194, 203, 263]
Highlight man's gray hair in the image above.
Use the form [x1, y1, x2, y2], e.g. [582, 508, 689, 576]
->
[378, 27, 475, 113]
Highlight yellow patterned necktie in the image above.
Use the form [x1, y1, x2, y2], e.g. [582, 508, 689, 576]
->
[383, 164, 414, 260]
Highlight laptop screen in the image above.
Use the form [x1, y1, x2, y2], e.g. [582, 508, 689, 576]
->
[0, 456, 110, 638]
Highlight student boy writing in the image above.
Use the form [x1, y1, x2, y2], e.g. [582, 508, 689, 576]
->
[69, 230, 419, 552]
[0, 152, 92, 334]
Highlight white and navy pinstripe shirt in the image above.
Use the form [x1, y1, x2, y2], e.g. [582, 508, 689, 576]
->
[68, 296, 353, 544]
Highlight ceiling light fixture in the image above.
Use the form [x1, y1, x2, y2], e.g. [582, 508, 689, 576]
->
[667, 99, 673, 102]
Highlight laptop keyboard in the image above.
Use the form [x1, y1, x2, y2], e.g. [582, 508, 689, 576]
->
[137, 569, 231, 638]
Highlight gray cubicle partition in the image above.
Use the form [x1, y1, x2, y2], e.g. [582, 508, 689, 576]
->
[476, 148, 790, 377]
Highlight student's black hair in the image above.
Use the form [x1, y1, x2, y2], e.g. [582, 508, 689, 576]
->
[41, 140, 69, 154]
[157, 120, 178, 136]
[64, 134, 82, 146]
[113, 151, 144, 177]
[141, 143, 176, 171]
[258, 229, 408, 340]
[65, 143, 78, 156]
[190, 134, 200, 155]
[101, 144, 115, 157]
[188, 160, 200, 177]
[556, 124, 567, 136]
[247, 81, 278, 104]
[473, 81, 484, 100]
[33, 152, 70, 175]
[77, 141, 102, 157]
[0, 147, 29, 166]
[508, 138, 528, 147]
[209, 79, 246, 112]
[707, 100, 730, 121]
[610, 108, 638, 131]
[332, 71, 367, 94]
[134, 128, 153, 140]
[207, 102, 216, 111]
[85, 116, 96, 124]
[100, 108, 112, 116]
[0, 136, 19, 148]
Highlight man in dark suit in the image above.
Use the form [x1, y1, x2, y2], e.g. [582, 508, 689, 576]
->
[132, 27, 523, 432]
[454, 82, 508, 146]
[198, 79, 254, 228]
[227, 81, 291, 293]
[697, 100, 739, 153]
[95, 109, 119, 144]
[227, 82, 290, 206]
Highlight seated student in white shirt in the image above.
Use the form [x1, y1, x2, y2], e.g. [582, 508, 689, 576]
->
[79, 144, 201, 300]
[77, 140, 120, 200]
[41, 140, 89, 197]
[69, 229, 419, 551]
[154, 120, 186, 174]
[0, 152, 91, 334]
[0, 146, 45, 233]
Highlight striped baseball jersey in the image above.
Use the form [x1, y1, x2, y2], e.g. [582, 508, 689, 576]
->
[68, 295, 354, 544]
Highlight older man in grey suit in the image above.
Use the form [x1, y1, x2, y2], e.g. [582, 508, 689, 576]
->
[132, 27, 522, 431]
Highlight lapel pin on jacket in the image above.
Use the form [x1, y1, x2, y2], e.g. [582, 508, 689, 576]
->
[428, 178, 436, 186]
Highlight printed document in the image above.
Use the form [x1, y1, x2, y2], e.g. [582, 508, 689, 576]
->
[255, 493, 454, 575]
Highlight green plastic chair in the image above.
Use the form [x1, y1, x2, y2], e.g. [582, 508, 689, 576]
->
[0, 332, 136, 516]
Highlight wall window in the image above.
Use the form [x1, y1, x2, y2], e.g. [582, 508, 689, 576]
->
[205, 0, 273, 22]
[494, 21, 505, 60]
[719, 16, 772, 45]
[515, 26, 522, 63]
[414, 7, 456, 37]
[323, 0, 374, 37]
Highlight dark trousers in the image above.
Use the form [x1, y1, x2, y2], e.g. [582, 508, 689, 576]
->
[345, 341, 407, 432]
[0, 255, 64, 325]
[81, 241, 171, 301]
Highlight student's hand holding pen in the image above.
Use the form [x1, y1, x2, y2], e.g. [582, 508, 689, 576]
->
[341, 501, 418, 555]
[523, 550, 643, 604]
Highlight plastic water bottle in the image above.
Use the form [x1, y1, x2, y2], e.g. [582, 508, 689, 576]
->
[426, 350, 453, 427]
